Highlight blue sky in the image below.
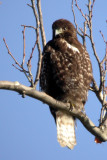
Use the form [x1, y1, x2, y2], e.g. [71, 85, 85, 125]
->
[0, 0, 107, 160]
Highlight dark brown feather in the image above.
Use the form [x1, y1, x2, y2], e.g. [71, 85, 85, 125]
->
[40, 19, 93, 149]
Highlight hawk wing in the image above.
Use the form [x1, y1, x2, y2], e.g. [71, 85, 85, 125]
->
[40, 35, 92, 149]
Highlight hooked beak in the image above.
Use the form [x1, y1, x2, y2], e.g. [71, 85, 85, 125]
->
[53, 28, 63, 38]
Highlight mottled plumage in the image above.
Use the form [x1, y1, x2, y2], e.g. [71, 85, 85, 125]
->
[40, 19, 93, 149]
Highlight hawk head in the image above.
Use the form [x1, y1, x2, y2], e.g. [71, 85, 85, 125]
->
[52, 19, 77, 39]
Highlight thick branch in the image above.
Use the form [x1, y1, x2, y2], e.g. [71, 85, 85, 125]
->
[0, 80, 107, 142]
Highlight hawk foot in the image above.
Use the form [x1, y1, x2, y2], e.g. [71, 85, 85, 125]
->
[69, 103, 75, 112]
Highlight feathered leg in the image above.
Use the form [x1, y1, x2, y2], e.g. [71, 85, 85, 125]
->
[56, 110, 76, 149]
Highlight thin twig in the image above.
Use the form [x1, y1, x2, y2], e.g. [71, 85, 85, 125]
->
[27, 3, 32, 8]
[26, 40, 38, 87]
[72, 0, 83, 37]
[99, 31, 107, 93]
[89, 26, 100, 64]
[97, 28, 107, 130]
[27, 38, 39, 87]
[31, 0, 43, 89]
[12, 64, 28, 73]
[34, 53, 42, 88]
[72, 0, 106, 108]
[3, 38, 34, 85]
[87, 0, 104, 105]
[21, 25, 37, 30]
[100, 30, 107, 66]
[27, 40, 38, 69]
[91, 0, 96, 15]
[31, 0, 42, 55]
[72, 0, 90, 48]
[3, 38, 22, 69]
[100, 30, 106, 43]
[37, 0, 46, 47]
[22, 26, 26, 67]
[87, 0, 101, 82]
[83, 21, 87, 48]
[75, 0, 89, 25]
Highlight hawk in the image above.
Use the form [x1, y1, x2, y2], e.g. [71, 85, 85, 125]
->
[40, 19, 93, 149]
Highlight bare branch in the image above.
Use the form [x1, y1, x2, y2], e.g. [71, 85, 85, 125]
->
[87, 2, 100, 65]
[86, 1, 105, 104]
[21, 25, 37, 30]
[27, 3, 32, 8]
[31, 0, 42, 55]
[27, 39, 38, 87]
[37, 0, 46, 47]
[72, 0, 89, 48]
[31, 0, 43, 89]
[71, 1, 107, 136]
[22, 26, 26, 67]
[72, 0, 100, 66]
[12, 64, 26, 72]
[3, 38, 35, 86]
[75, 0, 89, 25]
[27, 40, 38, 69]
[83, 21, 87, 48]
[99, 31, 107, 93]
[3, 38, 22, 69]
[100, 30, 106, 44]
[0, 80, 107, 142]
[72, 0, 83, 37]
[98, 32, 107, 129]
[33, 53, 42, 88]
[91, 0, 96, 14]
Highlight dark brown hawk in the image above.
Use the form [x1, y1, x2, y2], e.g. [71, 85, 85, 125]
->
[40, 19, 93, 149]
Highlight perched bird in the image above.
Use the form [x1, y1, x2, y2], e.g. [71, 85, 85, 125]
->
[40, 19, 93, 149]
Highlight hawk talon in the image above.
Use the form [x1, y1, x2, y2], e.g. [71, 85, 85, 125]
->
[69, 103, 75, 112]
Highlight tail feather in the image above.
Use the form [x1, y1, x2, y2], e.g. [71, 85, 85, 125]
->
[56, 111, 76, 149]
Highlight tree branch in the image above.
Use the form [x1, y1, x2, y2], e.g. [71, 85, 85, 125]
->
[72, 0, 83, 37]
[37, 0, 46, 47]
[0, 80, 107, 142]
[22, 26, 26, 67]
[31, 0, 43, 89]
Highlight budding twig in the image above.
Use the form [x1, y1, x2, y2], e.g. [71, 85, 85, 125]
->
[22, 26, 26, 67]
[75, 0, 89, 25]
[72, 0, 83, 37]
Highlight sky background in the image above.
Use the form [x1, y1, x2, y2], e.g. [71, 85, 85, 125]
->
[0, 0, 107, 160]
